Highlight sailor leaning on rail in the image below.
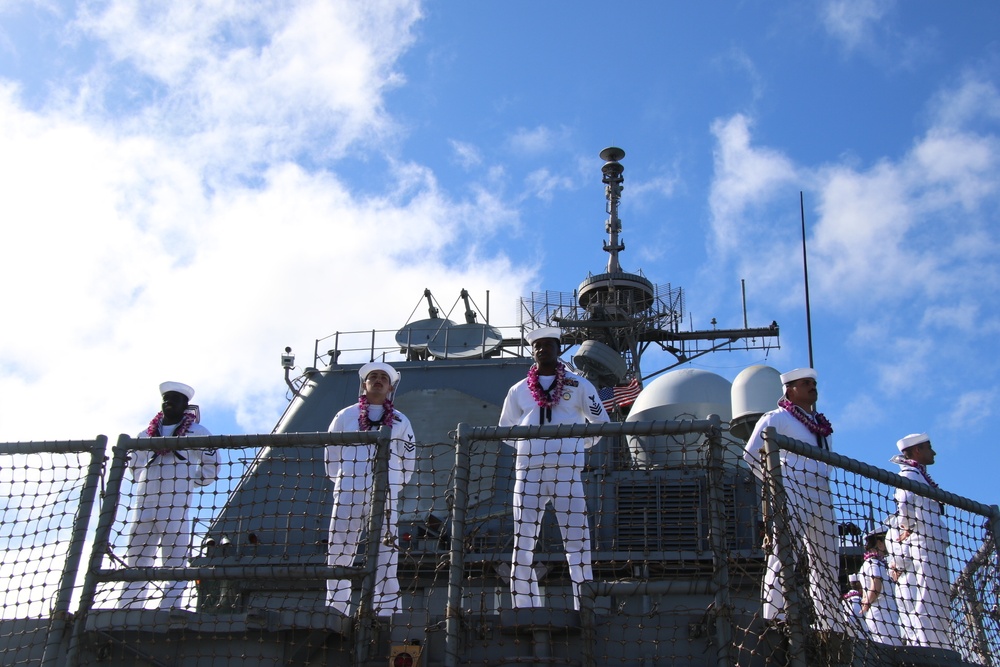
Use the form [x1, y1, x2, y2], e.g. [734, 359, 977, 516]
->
[499, 326, 609, 611]
[325, 361, 416, 617]
[742, 367, 843, 633]
[120, 381, 217, 610]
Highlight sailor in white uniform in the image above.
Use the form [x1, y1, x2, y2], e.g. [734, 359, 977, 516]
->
[841, 574, 864, 637]
[885, 514, 917, 644]
[859, 529, 903, 646]
[326, 361, 416, 616]
[120, 381, 217, 609]
[499, 327, 609, 610]
[743, 368, 842, 632]
[892, 433, 952, 649]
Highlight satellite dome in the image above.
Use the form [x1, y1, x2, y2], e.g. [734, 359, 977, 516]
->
[730, 365, 782, 441]
[625, 369, 732, 468]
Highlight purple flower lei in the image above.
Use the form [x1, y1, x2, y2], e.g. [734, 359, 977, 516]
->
[777, 398, 833, 437]
[527, 362, 566, 409]
[863, 550, 887, 567]
[899, 457, 939, 488]
[842, 590, 862, 601]
[358, 394, 395, 432]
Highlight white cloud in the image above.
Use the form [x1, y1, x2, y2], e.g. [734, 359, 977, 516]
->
[449, 139, 482, 169]
[706, 71, 1000, 411]
[73, 0, 422, 170]
[0, 1, 536, 442]
[708, 113, 798, 256]
[506, 125, 568, 156]
[821, 0, 893, 53]
[524, 167, 574, 202]
[949, 389, 997, 430]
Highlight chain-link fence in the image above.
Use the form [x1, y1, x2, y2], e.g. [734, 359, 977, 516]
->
[1, 423, 998, 666]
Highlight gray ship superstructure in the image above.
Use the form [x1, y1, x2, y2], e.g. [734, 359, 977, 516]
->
[3, 149, 998, 667]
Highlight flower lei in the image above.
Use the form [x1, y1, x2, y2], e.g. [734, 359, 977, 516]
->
[528, 362, 567, 424]
[358, 394, 395, 432]
[527, 362, 566, 409]
[863, 550, 887, 567]
[842, 590, 862, 601]
[145, 411, 197, 455]
[897, 457, 939, 488]
[777, 398, 833, 437]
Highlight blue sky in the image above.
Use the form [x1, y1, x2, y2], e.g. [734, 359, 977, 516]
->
[1, 1, 999, 505]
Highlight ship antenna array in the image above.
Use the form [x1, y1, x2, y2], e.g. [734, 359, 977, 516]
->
[600, 146, 626, 274]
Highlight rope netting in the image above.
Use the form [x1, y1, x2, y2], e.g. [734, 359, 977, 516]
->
[0, 426, 997, 666]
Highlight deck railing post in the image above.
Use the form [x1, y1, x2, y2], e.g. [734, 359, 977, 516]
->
[66, 434, 132, 667]
[444, 423, 472, 667]
[763, 428, 808, 667]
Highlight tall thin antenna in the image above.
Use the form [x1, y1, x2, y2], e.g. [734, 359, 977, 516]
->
[800, 192, 814, 368]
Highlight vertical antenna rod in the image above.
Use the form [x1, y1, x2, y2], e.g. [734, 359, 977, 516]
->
[800, 192, 815, 368]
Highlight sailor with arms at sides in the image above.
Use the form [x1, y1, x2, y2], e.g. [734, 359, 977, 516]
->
[858, 529, 903, 646]
[841, 574, 864, 637]
[326, 362, 416, 617]
[742, 368, 842, 633]
[499, 327, 609, 611]
[120, 381, 217, 609]
[891, 433, 952, 649]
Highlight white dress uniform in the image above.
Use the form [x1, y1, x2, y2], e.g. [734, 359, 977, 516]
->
[499, 366, 609, 610]
[120, 419, 216, 609]
[895, 457, 951, 648]
[886, 519, 918, 644]
[325, 403, 415, 615]
[841, 589, 863, 637]
[859, 555, 903, 645]
[744, 407, 841, 631]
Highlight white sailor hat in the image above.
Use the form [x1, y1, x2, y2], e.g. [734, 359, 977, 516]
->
[779, 367, 817, 385]
[896, 432, 930, 453]
[525, 326, 562, 345]
[358, 361, 400, 386]
[848, 574, 859, 584]
[159, 381, 195, 401]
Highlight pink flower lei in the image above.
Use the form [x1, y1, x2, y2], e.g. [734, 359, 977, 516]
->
[146, 411, 197, 438]
[777, 398, 833, 437]
[527, 362, 566, 409]
[146, 411, 197, 455]
[358, 394, 395, 432]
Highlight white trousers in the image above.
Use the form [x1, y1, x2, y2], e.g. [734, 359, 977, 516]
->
[327, 460, 399, 615]
[762, 481, 842, 632]
[895, 566, 918, 644]
[904, 535, 952, 648]
[119, 502, 191, 609]
[511, 463, 592, 610]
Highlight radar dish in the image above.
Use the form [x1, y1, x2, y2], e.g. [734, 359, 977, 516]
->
[427, 323, 503, 359]
[572, 340, 627, 387]
[396, 318, 455, 351]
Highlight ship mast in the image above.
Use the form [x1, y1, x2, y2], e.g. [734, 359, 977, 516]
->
[545, 147, 780, 387]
